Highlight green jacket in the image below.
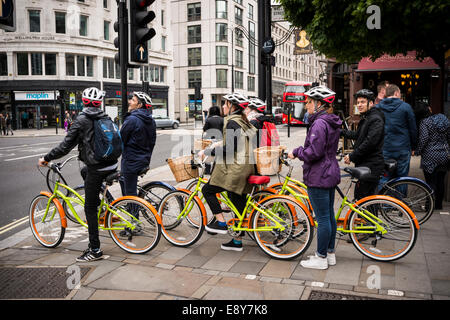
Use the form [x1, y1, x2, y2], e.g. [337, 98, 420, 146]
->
[209, 114, 257, 195]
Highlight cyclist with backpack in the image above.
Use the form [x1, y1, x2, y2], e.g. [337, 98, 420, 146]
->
[245, 98, 280, 147]
[119, 92, 156, 201]
[38, 87, 121, 262]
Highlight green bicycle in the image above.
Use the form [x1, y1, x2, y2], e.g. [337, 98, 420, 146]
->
[264, 154, 420, 262]
[157, 156, 315, 260]
[29, 162, 162, 254]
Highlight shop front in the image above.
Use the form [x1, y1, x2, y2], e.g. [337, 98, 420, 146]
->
[14, 91, 60, 129]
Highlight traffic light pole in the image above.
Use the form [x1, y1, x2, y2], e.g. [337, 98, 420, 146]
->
[119, 0, 128, 122]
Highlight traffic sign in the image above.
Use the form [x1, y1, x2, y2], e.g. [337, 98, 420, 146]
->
[136, 45, 147, 62]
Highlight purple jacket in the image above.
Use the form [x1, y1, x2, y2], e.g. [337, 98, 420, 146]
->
[293, 110, 342, 188]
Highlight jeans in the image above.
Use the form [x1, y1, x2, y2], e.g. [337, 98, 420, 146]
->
[307, 187, 336, 257]
[379, 150, 411, 192]
[423, 164, 448, 209]
[119, 173, 139, 197]
[84, 167, 117, 250]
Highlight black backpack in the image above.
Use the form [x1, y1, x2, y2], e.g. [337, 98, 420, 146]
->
[93, 116, 123, 162]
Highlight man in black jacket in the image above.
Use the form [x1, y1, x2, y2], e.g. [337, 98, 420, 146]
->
[38, 87, 117, 262]
[119, 92, 156, 200]
[341, 89, 385, 200]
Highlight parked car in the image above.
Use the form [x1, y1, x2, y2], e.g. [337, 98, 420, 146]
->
[272, 106, 283, 125]
[153, 115, 179, 129]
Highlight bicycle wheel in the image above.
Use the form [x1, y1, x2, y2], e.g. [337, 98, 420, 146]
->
[380, 179, 434, 225]
[251, 195, 314, 260]
[245, 189, 278, 241]
[106, 197, 161, 254]
[29, 194, 65, 248]
[269, 183, 313, 214]
[46, 167, 67, 193]
[158, 190, 206, 247]
[348, 197, 418, 261]
[138, 182, 174, 210]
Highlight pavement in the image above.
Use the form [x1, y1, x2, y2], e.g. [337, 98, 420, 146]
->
[1, 123, 450, 303]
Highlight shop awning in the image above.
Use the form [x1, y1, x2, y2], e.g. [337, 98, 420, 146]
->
[357, 51, 439, 72]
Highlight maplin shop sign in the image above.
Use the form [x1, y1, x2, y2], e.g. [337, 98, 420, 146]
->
[15, 91, 56, 101]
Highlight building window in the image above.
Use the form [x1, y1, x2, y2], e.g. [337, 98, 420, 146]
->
[107, 58, 114, 78]
[17, 53, 28, 75]
[161, 10, 165, 26]
[216, 69, 227, 88]
[248, 21, 255, 74]
[141, 65, 166, 83]
[29, 10, 40, 32]
[188, 70, 201, 88]
[79, 15, 88, 36]
[0, 53, 7, 76]
[188, 48, 201, 66]
[235, 29, 243, 47]
[234, 7, 243, 26]
[45, 54, 57, 76]
[31, 53, 43, 75]
[103, 0, 108, 9]
[86, 56, 93, 77]
[104, 21, 110, 40]
[187, 3, 201, 21]
[128, 68, 134, 81]
[77, 55, 85, 76]
[216, 23, 227, 42]
[248, 76, 255, 91]
[216, 0, 227, 19]
[161, 36, 166, 52]
[235, 49, 243, 68]
[187, 25, 201, 44]
[234, 71, 243, 89]
[216, 46, 228, 65]
[234, 0, 242, 5]
[248, 4, 254, 20]
[55, 12, 66, 34]
[66, 54, 75, 76]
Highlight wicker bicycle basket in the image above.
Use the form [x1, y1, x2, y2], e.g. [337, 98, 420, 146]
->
[194, 139, 213, 150]
[167, 155, 199, 182]
[253, 145, 286, 176]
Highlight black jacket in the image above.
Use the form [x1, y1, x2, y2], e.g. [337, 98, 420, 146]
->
[341, 107, 385, 178]
[120, 108, 156, 174]
[44, 107, 117, 169]
[203, 115, 224, 139]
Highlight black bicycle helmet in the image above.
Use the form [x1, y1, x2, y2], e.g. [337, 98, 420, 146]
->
[354, 89, 375, 102]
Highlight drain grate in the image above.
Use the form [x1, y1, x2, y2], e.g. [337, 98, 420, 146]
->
[0, 267, 90, 299]
[309, 290, 380, 300]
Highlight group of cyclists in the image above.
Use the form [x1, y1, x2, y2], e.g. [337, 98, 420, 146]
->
[37, 83, 401, 270]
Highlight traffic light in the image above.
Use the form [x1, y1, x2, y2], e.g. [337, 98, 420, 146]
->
[128, 0, 156, 66]
[0, 0, 16, 32]
[113, 21, 120, 65]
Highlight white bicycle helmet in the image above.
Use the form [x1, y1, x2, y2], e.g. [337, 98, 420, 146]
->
[223, 92, 249, 109]
[304, 85, 336, 104]
[133, 91, 152, 109]
[248, 98, 266, 113]
[82, 87, 105, 102]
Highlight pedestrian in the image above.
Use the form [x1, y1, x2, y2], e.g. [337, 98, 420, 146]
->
[341, 89, 385, 199]
[415, 103, 450, 210]
[374, 81, 389, 105]
[245, 97, 279, 147]
[288, 85, 342, 269]
[0, 113, 6, 135]
[203, 106, 224, 139]
[119, 92, 156, 203]
[64, 111, 71, 132]
[198, 92, 257, 252]
[38, 87, 118, 262]
[377, 84, 417, 188]
[5, 113, 13, 135]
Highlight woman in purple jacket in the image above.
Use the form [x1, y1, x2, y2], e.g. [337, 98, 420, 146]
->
[288, 86, 342, 270]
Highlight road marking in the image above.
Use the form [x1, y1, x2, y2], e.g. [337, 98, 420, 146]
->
[0, 141, 60, 151]
[0, 216, 29, 235]
[4, 153, 47, 161]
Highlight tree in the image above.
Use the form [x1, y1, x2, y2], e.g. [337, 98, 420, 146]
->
[279, 0, 449, 68]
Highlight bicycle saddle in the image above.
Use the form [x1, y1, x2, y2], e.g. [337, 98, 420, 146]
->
[344, 167, 371, 180]
[105, 171, 120, 186]
[384, 159, 397, 175]
[248, 175, 270, 185]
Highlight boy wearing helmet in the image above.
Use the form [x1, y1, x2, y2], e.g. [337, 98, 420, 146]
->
[341, 89, 385, 200]
[119, 92, 157, 202]
[287, 85, 342, 269]
[38, 87, 118, 262]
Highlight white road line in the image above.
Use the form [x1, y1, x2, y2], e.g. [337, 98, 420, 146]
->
[0, 141, 60, 151]
[4, 153, 48, 161]
[0, 217, 29, 235]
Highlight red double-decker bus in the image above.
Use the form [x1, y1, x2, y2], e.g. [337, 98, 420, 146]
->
[282, 81, 312, 125]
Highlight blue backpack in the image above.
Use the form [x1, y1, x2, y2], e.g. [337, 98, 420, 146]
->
[93, 117, 123, 162]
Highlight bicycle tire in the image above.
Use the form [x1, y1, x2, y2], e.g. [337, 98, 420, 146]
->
[269, 183, 313, 214]
[250, 195, 314, 260]
[46, 167, 68, 194]
[106, 196, 161, 254]
[29, 193, 66, 248]
[138, 181, 175, 210]
[380, 178, 434, 225]
[348, 197, 418, 262]
[158, 189, 207, 247]
[245, 189, 278, 241]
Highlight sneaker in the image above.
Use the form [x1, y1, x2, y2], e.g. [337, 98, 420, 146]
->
[76, 248, 103, 262]
[221, 239, 243, 252]
[327, 253, 336, 266]
[300, 253, 328, 270]
[205, 220, 228, 235]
